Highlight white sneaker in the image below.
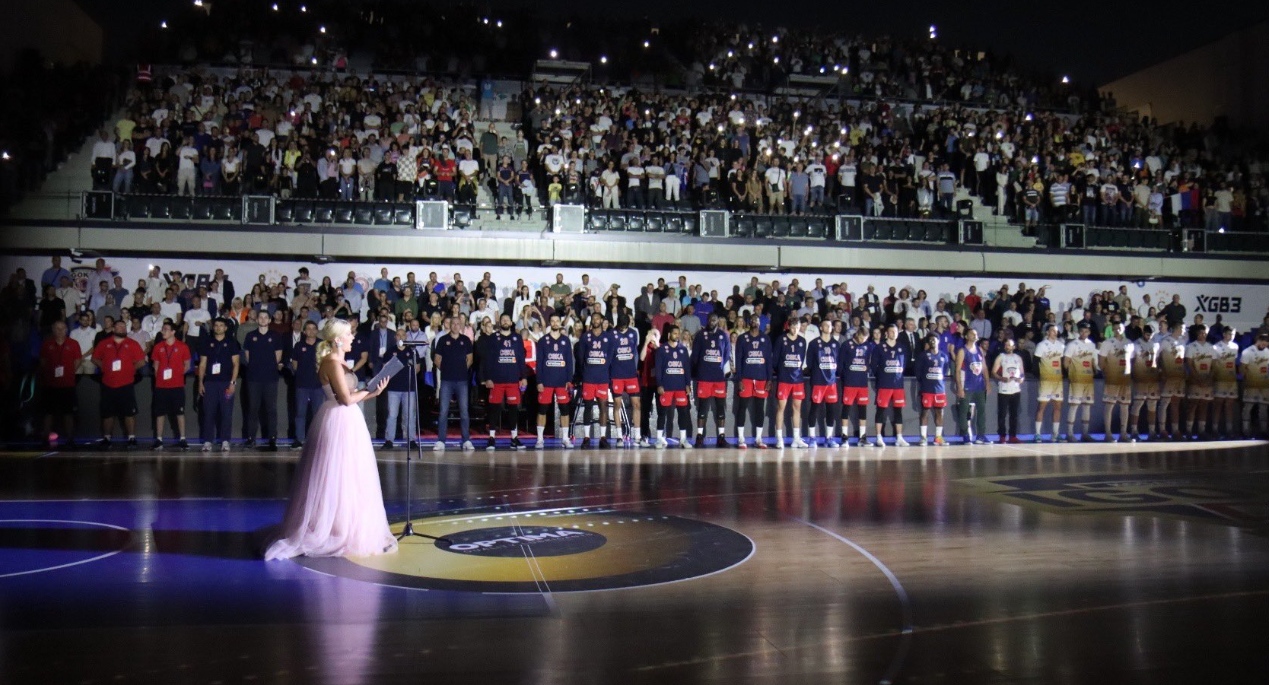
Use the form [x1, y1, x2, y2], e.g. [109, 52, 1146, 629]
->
[433, 440, 446, 451]
[561, 437, 574, 449]
[895, 436, 910, 447]
[462, 440, 476, 451]
[681, 439, 693, 449]
[202, 442, 212, 452]
[917, 437, 928, 446]
[220, 441, 230, 452]
[654, 437, 668, 448]
[791, 438, 809, 448]
[638, 437, 652, 447]
[872, 439, 885, 448]
[535, 438, 545, 450]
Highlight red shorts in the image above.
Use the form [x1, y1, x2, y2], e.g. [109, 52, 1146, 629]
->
[488, 382, 522, 405]
[920, 392, 947, 409]
[695, 381, 727, 399]
[841, 386, 870, 406]
[811, 384, 839, 404]
[538, 386, 570, 405]
[737, 378, 769, 399]
[776, 382, 805, 401]
[876, 388, 907, 408]
[611, 377, 640, 395]
[659, 390, 689, 407]
[581, 382, 611, 401]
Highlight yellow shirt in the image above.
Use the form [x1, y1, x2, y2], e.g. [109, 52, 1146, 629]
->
[1064, 339, 1097, 382]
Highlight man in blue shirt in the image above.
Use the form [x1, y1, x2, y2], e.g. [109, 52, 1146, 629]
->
[576, 313, 616, 449]
[806, 321, 842, 446]
[534, 314, 575, 449]
[773, 320, 809, 448]
[289, 321, 323, 449]
[478, 314, 527, 451]
[734, 315, 773, 448]
[242, 310, 283, 450]
[654, 325, 693, 448]
[691, 313, 731, 447]
[915, 335, 951, 446]
[838, 326, 874, 445]
[871, 323, 909, 447]
[432, 316, 475, 450]
[609, 314, 642, 446]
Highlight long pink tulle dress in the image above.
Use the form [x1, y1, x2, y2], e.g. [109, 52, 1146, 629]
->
[265, 372, 398, 560]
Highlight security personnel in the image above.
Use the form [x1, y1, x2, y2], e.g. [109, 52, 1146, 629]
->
[478, 314, 528, 450]
[198, 318, 241, 452]
[290, 321, 323, 449]
[242, 309, 283, 450]
[734, 314, 773, 449]
[691, 313, 731, 447]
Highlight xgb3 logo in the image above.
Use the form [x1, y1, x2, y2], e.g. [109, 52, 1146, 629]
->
[1196, 295, 1241, 314]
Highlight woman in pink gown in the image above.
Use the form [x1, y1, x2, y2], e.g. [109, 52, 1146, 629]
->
[265, 319, 398, 560]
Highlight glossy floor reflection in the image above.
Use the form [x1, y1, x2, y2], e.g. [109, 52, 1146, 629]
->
[2, 439, 1268, 684]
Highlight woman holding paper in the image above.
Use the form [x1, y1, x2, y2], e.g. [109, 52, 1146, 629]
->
[265, 319, 396, 560]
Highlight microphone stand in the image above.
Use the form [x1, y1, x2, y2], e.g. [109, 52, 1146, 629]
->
[395, 340, 449, 544]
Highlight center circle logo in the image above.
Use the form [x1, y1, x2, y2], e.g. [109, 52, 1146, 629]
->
[293, 509, 754, 593]
[436, 526, 607, 558]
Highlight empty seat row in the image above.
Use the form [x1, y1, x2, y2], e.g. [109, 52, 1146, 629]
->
[730, 215, 831, 239]
[118, 194, 243, 222]
[275, 200, 416, 226]
[863, 220, 954, 243]
[586, 210, 696, 235]
[1086, 227, 1171, 250]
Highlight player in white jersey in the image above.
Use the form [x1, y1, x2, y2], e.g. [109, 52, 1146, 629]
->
[1184, 325, 1216, 440]
[1097, 320, 1134, 442]
[1239, 333, 1269, 437]
[1062, 322, 1099, 442]
[1033, 325, 1066, 442]
[1209, 326, 1240, 439]
[1157, 322, 1188, 440]
[1129, 325, 1162, 440]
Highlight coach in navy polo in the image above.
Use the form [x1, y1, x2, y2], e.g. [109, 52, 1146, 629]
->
[242, 309, 283, 450]
[432, 316, 474, 450]
[198, 318, 241, 451]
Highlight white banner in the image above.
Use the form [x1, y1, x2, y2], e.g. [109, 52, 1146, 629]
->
[8, 255, 1268, 331]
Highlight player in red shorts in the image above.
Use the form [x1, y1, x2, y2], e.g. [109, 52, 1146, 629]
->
[914, 335, 951, 446]
[837, 326, 874, 446]
[773, 320, 809, 448]
[733, 315, 773, 448]
[871, 323, 910, 447]
[534, 315, 575, 449]
[691, 314, 732, 447]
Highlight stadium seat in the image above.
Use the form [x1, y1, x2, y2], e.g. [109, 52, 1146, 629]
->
[732, 215, 755, 238]
[924, 223, 944, 242]
[682, 214, 699, 236]
[275, 202, 296, 224]
[789, 219, 809, 238]
[392, 203, 415, 226]
[664, 214, 684, 234]
[771, 217, 791, 238]
[191, 197, 213, 221]
[372, 203, 393, 225]
[806, 217, 829, 239]
[334, 204, 355, 224]
[645, 213, 665, 233]
[754, 217, 773, 239]
[586, 210, 608, 232]
[150, 196, 172, 220]
[293, 202, 315, 224]
[213, 198, 240, 222]
[353, 204, 374, 225]
[608, 212, 627, 231]
[626, 211, 645, 232]
[872, 223, 893, 241]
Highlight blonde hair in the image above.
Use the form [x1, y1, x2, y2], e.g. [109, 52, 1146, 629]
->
[315, 318, 351, 371]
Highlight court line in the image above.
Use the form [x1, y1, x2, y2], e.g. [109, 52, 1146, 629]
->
[0, 519, 133, 579]
[792, 517, 913, 685]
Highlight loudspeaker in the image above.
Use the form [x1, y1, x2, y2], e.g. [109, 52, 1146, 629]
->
[552, 204, 585, 233]
[416, 200, 449, 230]
[82, 191, 114, 220]
[959, 220, 984, 245]
[700, 210, 728, 237]
[1060, 223, 1085, 248]
[835, 215, 863, 241]
[243, 195, 275, 225]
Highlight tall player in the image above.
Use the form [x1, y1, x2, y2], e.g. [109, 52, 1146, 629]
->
[1033, 325, 1064, 442]
[1184, 324, 1215, 440]
[576, 313, 617, 448]
[734, 315, 773, 449]
[1098, 320, 1135, 442]
[871, 323, 909, 447]
[806, 321, 842, 447]
[534, 314, 575, 449]
[1063, 322, 1098, 442]
[609, 314, 642, 446]
[1129, 325, 1162, 441]
[479, 314, 528, 450]
[655, 325, 693, 449]
[1239, 333, 1269, 438]
[1158, 322, 1188, 440]
[773, 320, 809, 448]
[1211, 326, 1240, 439]
[915, 335, 950, 446]
[838, 326, 874, 446]
[957, 327, 990, 445]
[692, 313, 732, 447]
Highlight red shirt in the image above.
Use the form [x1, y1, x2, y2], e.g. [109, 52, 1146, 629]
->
[40, 337, 82, 388]
[434, 158, 456, 182]
[92, 336, 146, 388]
[150, 339, 192, 389]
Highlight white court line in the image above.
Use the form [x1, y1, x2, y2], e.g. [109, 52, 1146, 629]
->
[0, 519, 132, 579]
[793, 517, 913, 685]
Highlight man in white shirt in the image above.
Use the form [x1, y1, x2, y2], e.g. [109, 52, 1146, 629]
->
[90, 130, 117, 190]
[142, 302, 166, 339]
[806, 158, 827, 209]
[644, 158, 665, 209]
[992, 338, 1025, 442]
[625, 160, 644, 208]
[764, 160, 787, 215]
[159, 290, 184, 326]
[70, 312, 99, 375]
[183, 296, 212, 341]
[1184, 325, 1216, 440]
[600, 162, 621, 209]
[176, 136, 200, 196]
[1239, 333, 1269, 437]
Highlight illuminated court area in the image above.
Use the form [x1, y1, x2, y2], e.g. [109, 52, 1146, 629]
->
[2, 440, 1268, 684]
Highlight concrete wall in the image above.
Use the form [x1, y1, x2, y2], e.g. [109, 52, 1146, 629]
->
[0, 0, 103, 71]
[1100, 21, 1269, 129]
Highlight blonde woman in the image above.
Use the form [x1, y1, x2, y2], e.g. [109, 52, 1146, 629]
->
[265, 318, 396, 560]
